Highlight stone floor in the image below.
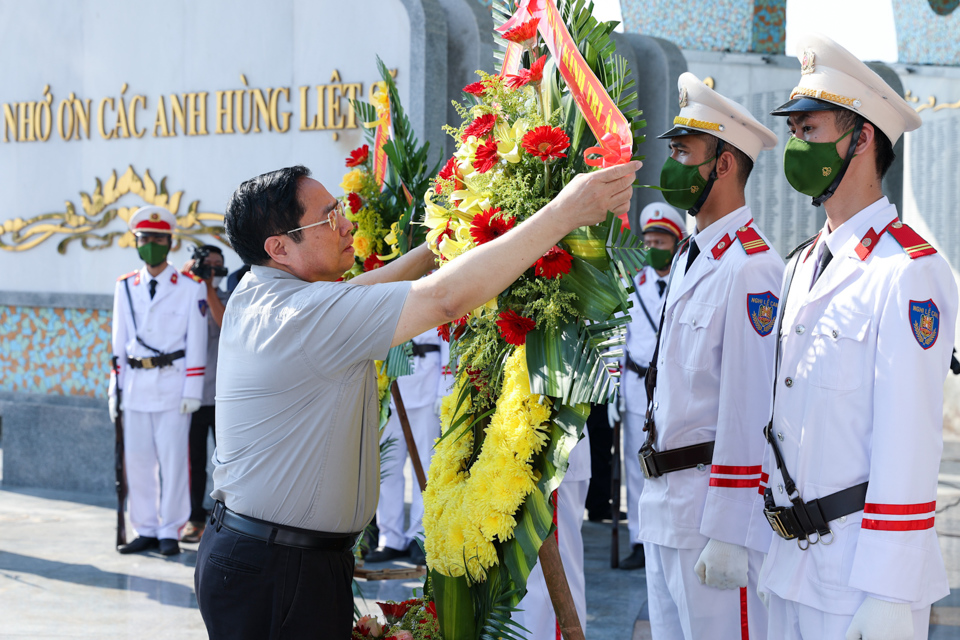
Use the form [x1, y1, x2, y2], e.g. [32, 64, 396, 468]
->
[2, 445, 960, 638]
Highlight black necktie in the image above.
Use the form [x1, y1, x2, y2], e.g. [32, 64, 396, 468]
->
[148, 279, 157, 300]
[657, 279, 666, 298]
[684, 241, 700, 274]
[813, 245, 833, 286]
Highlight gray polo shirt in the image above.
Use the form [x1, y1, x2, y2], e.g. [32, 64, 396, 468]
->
[211, 265, 410, 533]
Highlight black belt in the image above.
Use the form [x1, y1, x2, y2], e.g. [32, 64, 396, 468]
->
[625, 354, 648, 377]
[410, 343, 440, 358]
[764, 482, 868, 547]
[210, 502, 361, 551]
[126, 350, 185, 370]
[638, 441, 715, 479]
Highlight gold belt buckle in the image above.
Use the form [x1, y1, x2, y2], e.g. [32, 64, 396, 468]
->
[764, 508, 795, 540]
[141, 357, 154, 369]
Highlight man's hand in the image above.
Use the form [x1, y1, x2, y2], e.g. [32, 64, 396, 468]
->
[109, 395, 120, 423]
[180, 398, 202, 414]
[549, 161, 641, 232]
[845, 597, 914, 640]
[694, 539, 748, 590]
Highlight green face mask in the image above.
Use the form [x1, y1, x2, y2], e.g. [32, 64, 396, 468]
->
[646, 247, 674, 271]
[137, 242, 170, 267]
[782, 128, 854, 197]
[659, 156, 715, 211]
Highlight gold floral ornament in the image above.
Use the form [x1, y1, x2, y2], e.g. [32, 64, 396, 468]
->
[0, 166, 226, 253]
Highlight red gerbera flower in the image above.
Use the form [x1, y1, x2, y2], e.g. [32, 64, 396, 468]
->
[461, 113, 497, 142]
[473, 136, 500, 173]
[470, 207, 516, 245]
[522, 126, 570, 161]
[534, 245, 573, 279]
[497, 309, 536, 346]
[347, 192, 363, 213]
[437, 323, 451, 342]
[377, 599, 418, 623]
[463, 81, 486, 96]
[345, 144, 369, 167]
[435, 156, 463, 193]
[424, 601, 437, 618]
[502, 18, 539, 45]
[363, 254, 385, 271]
[505, 54, 547, 90]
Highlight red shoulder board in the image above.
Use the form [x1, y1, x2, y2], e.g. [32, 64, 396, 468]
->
[170, 272, 179, 284]
[736, 226, 770, 255]
[117, 270, 138, 282]
[639, 271, 647, 286]
[712, 234, 734, 260]
[183, 271, 203, 283]
[887, 221, 937, 259]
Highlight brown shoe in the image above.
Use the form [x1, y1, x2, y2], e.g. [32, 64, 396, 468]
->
[180, 521, 205, 543]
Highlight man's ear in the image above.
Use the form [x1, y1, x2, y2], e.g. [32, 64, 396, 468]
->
[854, 120, 875, 157]
[716, 149, 738, 181]
[264, 235, 291, 265]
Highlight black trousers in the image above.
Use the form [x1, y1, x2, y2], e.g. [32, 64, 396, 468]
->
[189, 405, 216, 522]
[585, 403, 614, 520]
[195, 521, 355, 639]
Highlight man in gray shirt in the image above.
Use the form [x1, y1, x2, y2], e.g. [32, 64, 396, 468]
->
[194, 162, 639, 639]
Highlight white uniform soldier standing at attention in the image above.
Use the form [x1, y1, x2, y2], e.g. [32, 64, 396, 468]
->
[109, 206, 208, 557]
[638, 73, 783, 640]
[758, 34, 958, 640]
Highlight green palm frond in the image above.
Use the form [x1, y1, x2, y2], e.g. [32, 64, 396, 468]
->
[385, 342, 414, 378]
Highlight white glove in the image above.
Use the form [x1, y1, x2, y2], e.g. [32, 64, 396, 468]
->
[607, 400, 620, 426]
[433, 397, 444, 417]
[694, 539, 748, 590]
[845, 597, 914, 640]
[180, 397, 202, 414]
[108, 396, 119, 423]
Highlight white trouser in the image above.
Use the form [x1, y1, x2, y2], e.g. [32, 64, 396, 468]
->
[623, 409, 646, 544]
[514, 478, 589, 640]
[767, 593, 931, 640]
[123, 409, 191, 540]
[644, 541, 767, 640]
[377, 404, 440, 550]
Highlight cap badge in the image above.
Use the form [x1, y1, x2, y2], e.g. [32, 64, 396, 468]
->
[801, 49, 816, 75]
[679, 87, 688, 108]
[150, 213, 160, 221]
[653, 210, 662, 218]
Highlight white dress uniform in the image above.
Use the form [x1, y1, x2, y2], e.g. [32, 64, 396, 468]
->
[377, 328, 451, 552]
[110, 263, 208, 540]
[757, 34, 957, 639]
[514, 431, 591, 639]
[621, 203, 685, 547]
[639, 73, 782, 640]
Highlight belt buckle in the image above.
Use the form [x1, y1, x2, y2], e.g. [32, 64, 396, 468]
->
[764, 507, 797, 540]
[639, 448, 660, 479]
[141, 357, 154, 369]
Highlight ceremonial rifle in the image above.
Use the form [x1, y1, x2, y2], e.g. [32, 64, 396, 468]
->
[111, 356, 127, 548]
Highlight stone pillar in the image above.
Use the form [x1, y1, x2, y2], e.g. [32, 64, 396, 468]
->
[400, 0, 450, 168]
[612, 33, 687, 230]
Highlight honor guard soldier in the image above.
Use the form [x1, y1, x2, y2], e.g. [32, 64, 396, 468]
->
[638, 73, 783, 640]
[366, 327, 451, 565]
[108, 206, 208, 556]
[757, 35, 958, 640]
[613, 201, 686, 570]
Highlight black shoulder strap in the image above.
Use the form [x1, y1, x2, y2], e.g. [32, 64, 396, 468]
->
[122, 277, 164, 356]
[786, 233, 819, 261]
[635, 288, 658, 333]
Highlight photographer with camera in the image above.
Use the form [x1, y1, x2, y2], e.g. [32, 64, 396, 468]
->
[179, 245, 230, 543]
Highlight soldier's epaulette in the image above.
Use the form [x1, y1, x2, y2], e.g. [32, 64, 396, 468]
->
[180, 270, 204, 283]
[117, 270, 138, 281]
[886, 221, 937, 260]
[735, 225, 770, 255]
[785, 232, 819, 261]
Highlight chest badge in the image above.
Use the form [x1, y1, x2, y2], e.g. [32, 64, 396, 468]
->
[747, 291, 779, 337]
[910, 299, 940, 349]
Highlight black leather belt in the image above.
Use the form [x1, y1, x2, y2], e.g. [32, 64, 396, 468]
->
[625, 354, 648, 377]
[211, 502, 361, 551]
[764, 482, 868, 546]
[126, 350, 185, 370]
[410, 343, 441, 358]
[639, 441, 715, 479]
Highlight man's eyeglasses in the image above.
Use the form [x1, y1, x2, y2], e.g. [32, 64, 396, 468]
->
[284, 201, 344, 235]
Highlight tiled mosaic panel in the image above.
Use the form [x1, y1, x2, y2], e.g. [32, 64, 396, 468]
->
[0, 306, 111, 398]
[894, 0, 960, 64]
[621, 0, 784, 53]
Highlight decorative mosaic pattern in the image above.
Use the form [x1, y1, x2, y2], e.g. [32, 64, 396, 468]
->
[621, 0, 784, 53]
[0, 306, 111, 398]
[894, 0, 960, 64]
